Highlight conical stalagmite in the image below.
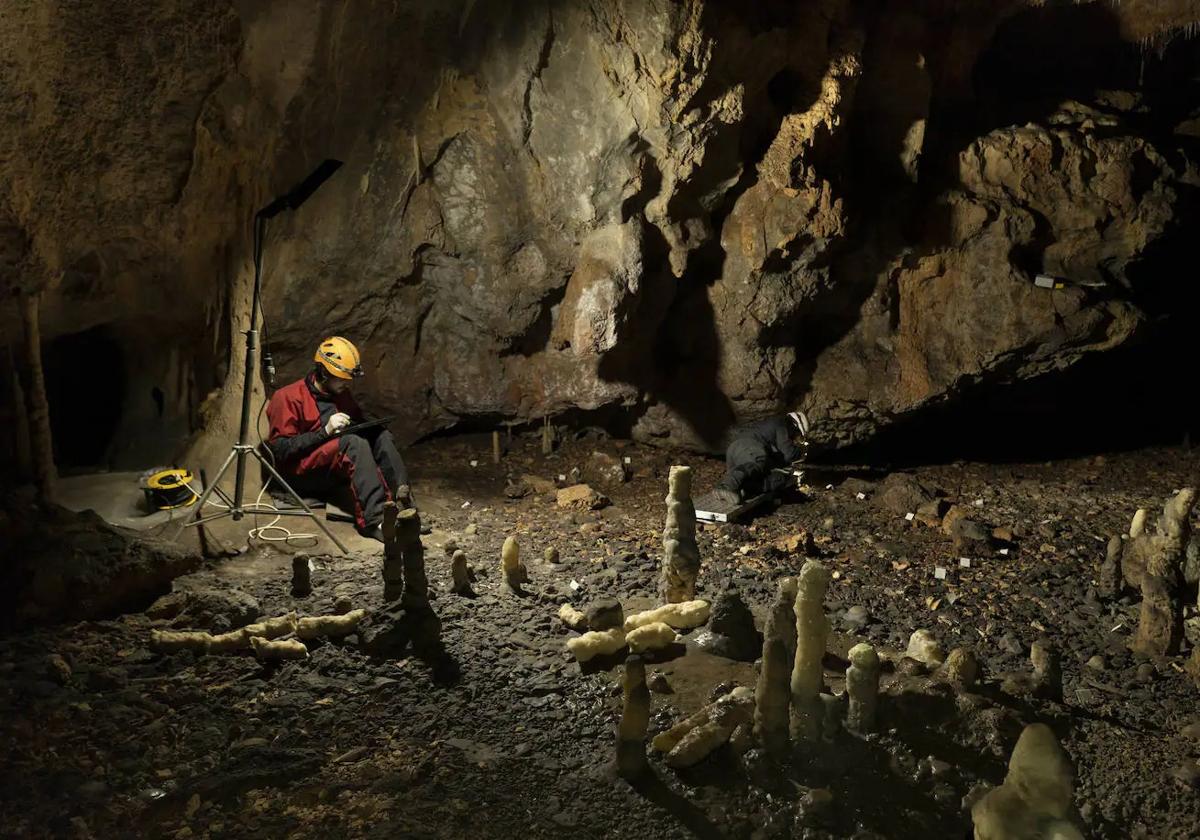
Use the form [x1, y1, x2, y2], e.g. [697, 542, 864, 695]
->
[790, 560, 830, 742]
[845, 643, 880, 733]
[616, 656, 650, 780]
[972, 723, 1082, 840]
[754, 577, 797, 755]
[660, 466, 700, 603]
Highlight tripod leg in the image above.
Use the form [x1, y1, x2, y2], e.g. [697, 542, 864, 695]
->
[172, 448, 239, 543]
[252, 449, 352, 555]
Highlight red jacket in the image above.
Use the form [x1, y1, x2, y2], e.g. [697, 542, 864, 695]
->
[266, 374, 363, 468]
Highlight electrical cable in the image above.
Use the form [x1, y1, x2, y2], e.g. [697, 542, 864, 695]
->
[174, 393, 319, 548]
[183, 478, 318, 548]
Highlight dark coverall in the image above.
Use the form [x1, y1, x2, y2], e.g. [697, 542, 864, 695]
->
[265, 372, 408, 531]
[716, 416, 802, 500]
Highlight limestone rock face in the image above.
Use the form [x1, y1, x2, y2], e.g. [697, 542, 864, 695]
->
[2, 0, 1198, 473]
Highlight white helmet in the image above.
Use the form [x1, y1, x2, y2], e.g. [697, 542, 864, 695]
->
[788, 410, 810, 438]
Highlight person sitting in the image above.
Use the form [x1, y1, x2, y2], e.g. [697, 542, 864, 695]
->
[707, 411, 811, 508]
[265, 336, 409, 542]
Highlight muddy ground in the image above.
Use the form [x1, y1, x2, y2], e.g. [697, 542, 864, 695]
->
[2, 431, 1199, 839]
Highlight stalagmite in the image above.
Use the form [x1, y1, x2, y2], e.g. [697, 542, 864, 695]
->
[652, 687, 754, 753]
[492, 430, 501, 464]
[291, 555, 312, 598]
[541, 416, 553, 455]
[666, 701, 753, 769]
[660, 466, 700, 603]
[905, 628, 946, 667]
[728, 723, 754, 758]
[151, 630, 213, 655]
[626, 622, 680, 653]
[382, 503, 404, 602]
[558, 603, 589, 632]
[250, 637, 309, 662]
[1030, 640, 1062, 702]
[754, 577, 797, 756]
[242, 612, 298, 640]
[296, 609, 367, 640]
[845, 643, 880, 733]
[396, 508, 429, 606]
[1129, 508, 1147, 539]
[616, 656, 650, 780]
[972, 723, 1082, 840]
[208, 629, 250, 653]
[1098, 535, 1123, 599]
[624, 600, 710, 632]
[565, 627, 626, 663]
[501, 535, 529, 590]
[940, 647, 980, 690]
[1131, 488, 1196, 656]
[450, 550, 474, 596]
[790, 560, 830, 742]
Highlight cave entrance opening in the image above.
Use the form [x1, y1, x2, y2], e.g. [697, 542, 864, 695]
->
[43, 326, 126, 472]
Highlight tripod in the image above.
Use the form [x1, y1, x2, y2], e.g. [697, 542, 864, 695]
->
[176, 160, 350, 555]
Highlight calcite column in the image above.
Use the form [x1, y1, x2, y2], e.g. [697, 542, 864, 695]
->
[790, 560, 830, 742]
[754, 577, 797, 755]
[660, 466, 700, 603]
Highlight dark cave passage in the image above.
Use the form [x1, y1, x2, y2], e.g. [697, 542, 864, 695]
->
[43, 326, 126, 471]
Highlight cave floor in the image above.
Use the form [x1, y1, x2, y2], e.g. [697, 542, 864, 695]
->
[2, 432, 1199, 839]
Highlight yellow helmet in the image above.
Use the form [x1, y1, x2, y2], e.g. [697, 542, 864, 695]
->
[314, 336, 363, 380]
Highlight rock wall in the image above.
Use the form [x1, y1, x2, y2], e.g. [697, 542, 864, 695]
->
[1, 0, 1198, 471]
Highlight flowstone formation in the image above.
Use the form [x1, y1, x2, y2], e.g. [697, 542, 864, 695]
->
[660, 466, 700, 603]
[791, 560, 831, 743]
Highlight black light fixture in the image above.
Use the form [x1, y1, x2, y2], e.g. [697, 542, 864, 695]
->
[176, 159, 349, 554]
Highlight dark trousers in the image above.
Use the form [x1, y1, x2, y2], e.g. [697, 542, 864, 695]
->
[717, 439, 790, 499]
[283, 428, 409, 531]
